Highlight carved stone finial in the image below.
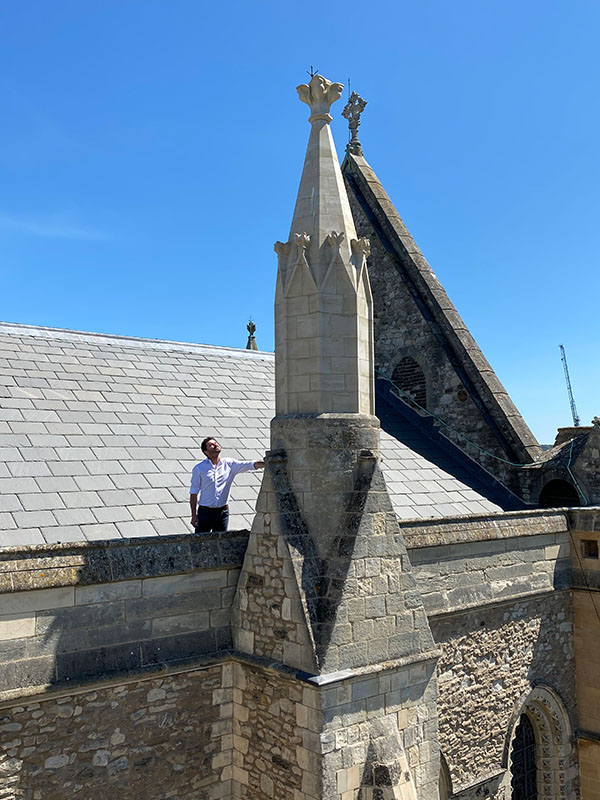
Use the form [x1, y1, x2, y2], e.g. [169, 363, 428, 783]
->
[297, 74, 344, 124]
[593, 416, 600, 428]
[342, 91, 368, 156]
[246, 320, 257, 351]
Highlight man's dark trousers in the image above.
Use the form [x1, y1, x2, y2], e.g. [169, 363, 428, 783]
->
[195, 505, 229, 533]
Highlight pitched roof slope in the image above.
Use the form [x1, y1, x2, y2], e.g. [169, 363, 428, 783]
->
[0, 322, 502, 548]
[342, 151, 540, 468]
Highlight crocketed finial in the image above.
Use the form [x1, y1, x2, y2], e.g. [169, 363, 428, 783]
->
[296, 74, 344, 124]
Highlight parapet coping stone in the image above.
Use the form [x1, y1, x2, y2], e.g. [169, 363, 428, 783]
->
[427, 587, 562, 621]
[0, 530, 250, 594]
[400, 507, 571, 549]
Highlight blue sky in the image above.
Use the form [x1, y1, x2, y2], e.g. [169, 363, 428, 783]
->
[1, 0, 598, 443]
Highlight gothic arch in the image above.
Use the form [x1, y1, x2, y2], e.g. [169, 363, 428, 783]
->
[438, 752, 452, 800]
[505, 685, 572, 800]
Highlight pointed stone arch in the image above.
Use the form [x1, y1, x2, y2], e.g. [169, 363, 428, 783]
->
[438, 752, 453, 800]
[505, 685, 573, 800]
[390, 355, 427, 411]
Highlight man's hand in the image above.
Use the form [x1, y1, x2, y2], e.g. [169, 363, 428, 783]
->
[254, 460, 265, 468]
[191, 514, 198, 529]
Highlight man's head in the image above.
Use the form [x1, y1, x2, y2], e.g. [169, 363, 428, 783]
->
[201, 437, 221, 457]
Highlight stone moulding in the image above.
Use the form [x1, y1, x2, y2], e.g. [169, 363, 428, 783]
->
[400, 508, 569, 549]
[503, 684, 573, 800]
[0, 531, 250, 593]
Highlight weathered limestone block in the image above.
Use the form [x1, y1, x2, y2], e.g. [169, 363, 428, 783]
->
[274, 74, 374, 417]
[233, 415, 435, 676]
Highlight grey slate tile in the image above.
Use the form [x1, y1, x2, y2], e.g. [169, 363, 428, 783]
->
[116, 520, 156, 538]
[60, 491, 102, 509]
[42, 525, 85, 544]
[20, 493, 65, 511]
[7, 462, 52, 478]
[0, 528, 45, 546]
[0, 324, 504, 547]
[54, 508, 96, 526]
[92, 506, 134, 524]
[13, 510, 57, 528]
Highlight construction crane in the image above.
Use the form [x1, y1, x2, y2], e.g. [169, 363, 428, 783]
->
[559, 344, 580, 427]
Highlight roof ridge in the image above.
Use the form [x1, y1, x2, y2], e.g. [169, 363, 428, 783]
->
[0, 320, 275, 360]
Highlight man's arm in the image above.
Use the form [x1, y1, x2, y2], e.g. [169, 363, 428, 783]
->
[253, 460, 265, 468]
[190, 493, 198, 529]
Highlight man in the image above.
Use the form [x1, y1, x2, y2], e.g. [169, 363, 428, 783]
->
[189, 437, 264, 532]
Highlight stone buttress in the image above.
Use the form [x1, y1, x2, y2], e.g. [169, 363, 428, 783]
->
[232, 75, 440, 800]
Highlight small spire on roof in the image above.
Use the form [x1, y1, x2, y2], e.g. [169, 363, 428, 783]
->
[246, 319, 257, 351]
[342, 91, 368, 156]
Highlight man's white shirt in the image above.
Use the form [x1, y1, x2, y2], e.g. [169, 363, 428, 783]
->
[190, 458, 255, 507]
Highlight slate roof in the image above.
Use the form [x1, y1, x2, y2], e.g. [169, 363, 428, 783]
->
[0, 322, 503, 548]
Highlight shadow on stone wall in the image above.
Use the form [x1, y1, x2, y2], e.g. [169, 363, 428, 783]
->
[269, 451, 377, 669]
[0, 533, 249, 797]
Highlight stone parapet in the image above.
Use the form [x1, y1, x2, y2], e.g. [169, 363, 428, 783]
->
[0, 530, 249, 593]
[0, 533, 248, 697]
[400, 508, 568, 550]
[406, 513, 571, 616]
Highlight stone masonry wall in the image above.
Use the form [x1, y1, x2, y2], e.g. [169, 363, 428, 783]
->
[431, 592, 575, 794]
[402, 510, 577, 796]
[343, 161, 538, 491]
[320, 660, 439, 800]
[0, 664, 233, 800]
[404, 511, 571, 616]
[232, 661, 321, 800]
[0, 534, 247, 696]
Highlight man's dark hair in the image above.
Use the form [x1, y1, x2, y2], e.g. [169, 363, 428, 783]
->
[201, 436, 217, 453]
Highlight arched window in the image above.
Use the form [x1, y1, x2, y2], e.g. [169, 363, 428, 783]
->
[505, 686, 573, 800]
[391, 357, 426, 410]
[438, 753, 452, 800]
[539, 479, 580, 508]
[511, 714, 537, 800]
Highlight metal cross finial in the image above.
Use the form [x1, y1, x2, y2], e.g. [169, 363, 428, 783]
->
[342, 91, 368, 156]
[306, 65, 319, 78]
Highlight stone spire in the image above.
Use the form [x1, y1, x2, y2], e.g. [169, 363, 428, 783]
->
[274, 74, 374, 416]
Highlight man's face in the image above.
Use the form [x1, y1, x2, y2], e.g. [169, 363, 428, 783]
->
[204, 439, 221, 457]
